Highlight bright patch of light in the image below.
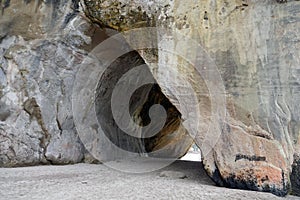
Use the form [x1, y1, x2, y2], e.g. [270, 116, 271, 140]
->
[180, 144, 201, 161]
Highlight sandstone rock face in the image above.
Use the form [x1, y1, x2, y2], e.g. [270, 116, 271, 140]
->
[83, 0, 300, 196]
[0, 0, 92, 166]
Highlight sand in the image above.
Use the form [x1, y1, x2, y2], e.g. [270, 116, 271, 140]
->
[0, 160, 299, 200]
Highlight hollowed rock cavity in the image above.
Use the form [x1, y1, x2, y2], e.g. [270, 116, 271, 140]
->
[95, 50, 194, 159]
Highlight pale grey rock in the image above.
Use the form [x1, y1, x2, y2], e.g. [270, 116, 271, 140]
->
[0, 0, 94, 166]
[84, 0, 300, 196]
[45, 130, 84, 164]
[0, 0, 299, 197]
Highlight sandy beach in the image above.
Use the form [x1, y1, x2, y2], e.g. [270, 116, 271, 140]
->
[0, 160, 299, 200]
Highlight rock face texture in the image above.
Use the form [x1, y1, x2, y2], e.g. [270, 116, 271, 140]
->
[0, 0, 92, 166]
[0, 0, 300, 197]
[83, 0, 300, 196]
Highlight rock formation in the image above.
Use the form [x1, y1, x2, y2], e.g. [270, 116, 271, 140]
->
[83, 0, 300, 196]
[0, 0, 299, 197]
[0, 0, 91, 166]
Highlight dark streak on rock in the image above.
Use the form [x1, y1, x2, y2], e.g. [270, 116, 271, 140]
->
[203, 11, 208, 20]
[1, 0, 10, 15]
[276, 0, 288, 3]
[291, 156, 300, 196]
[223, 174, 288, 196]
[62, 12, 77, 28]
[281, 169, 290, 195]
[235, 154, 266, 162]
[211, 166, 225, 187]
[62, 0, 80, 28]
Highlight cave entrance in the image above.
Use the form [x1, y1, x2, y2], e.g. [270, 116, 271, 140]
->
[95, 50, 199, 161]
[86, 26, 202, 166]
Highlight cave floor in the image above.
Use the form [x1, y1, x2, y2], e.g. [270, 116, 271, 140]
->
[0, 160, 298, 200]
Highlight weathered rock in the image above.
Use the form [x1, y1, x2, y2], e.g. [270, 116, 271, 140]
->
[0, 0, 299, 197]
[291, 154, 300, 196]
[83, 0, 300, 196]
[0, 0, 94, 166]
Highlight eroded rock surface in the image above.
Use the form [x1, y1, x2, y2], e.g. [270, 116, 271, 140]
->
[0, 0, 299, 197]
[0, 0, 92, 166]
[83, 0, 300, 196]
